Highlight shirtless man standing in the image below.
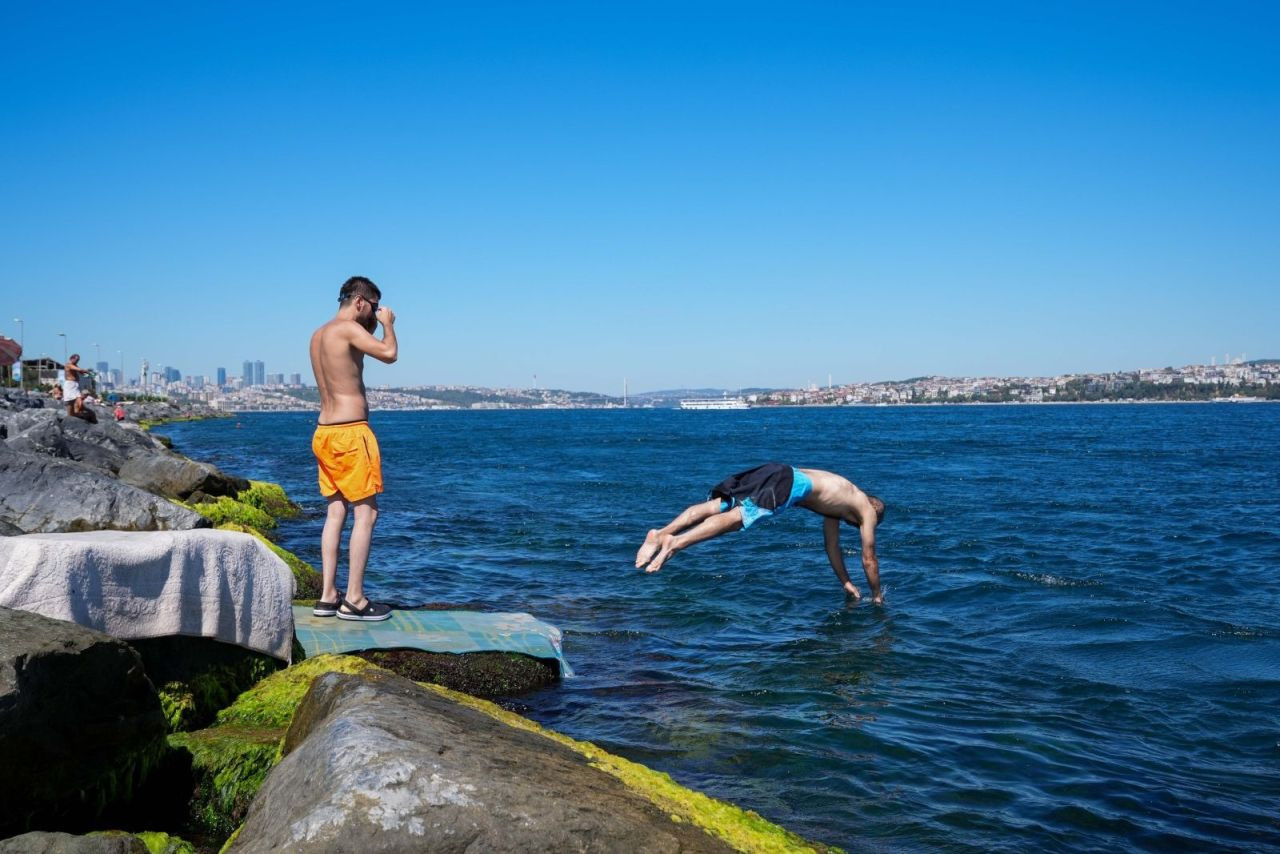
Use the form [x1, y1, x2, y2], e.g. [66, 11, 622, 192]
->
[309, 276, 398, 621]
[62, 354, 91, 417]
[634, 463, 886, 603]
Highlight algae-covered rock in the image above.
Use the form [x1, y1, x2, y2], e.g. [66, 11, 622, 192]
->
[128, 832, 196, 854]
[129, 637, 284, 733]
[167, 727, 281, 839]
[191, 497, 275, 531]
[352, 649, 559, 698]
[190, 481, 300, 533]
[228, 670, 809, 853]
[163, 656, 381, 840]
[423, 681, 841, 853]
[211, 654, 379, 730]
[235, 481, 300, 520]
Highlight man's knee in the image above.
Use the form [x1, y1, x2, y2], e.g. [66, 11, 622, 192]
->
[352, 497, 379, 523]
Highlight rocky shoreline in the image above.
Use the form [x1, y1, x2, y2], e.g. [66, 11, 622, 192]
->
[0, 388, 835, 852]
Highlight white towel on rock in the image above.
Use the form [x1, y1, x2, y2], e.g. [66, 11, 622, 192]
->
[0, 529, 296, 660]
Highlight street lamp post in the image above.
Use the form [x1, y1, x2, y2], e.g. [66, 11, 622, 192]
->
[58, 332, 67, 365]
[117, 350, 123, 390]
[12, 318, 22, 389]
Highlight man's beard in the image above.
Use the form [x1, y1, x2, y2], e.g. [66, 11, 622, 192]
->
[362, 314, 378, 333]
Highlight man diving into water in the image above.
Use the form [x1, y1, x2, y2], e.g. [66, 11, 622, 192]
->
[635, 463, 886, 603]
[309, 276, 398, 621]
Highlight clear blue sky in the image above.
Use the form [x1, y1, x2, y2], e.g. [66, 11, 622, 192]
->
[3, 1, 1277, 393]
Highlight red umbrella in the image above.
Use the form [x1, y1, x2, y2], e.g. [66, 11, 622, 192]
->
[0, 336, 21, 367]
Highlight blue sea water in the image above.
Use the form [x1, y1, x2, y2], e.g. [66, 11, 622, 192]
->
[157, 404, 1280, 852]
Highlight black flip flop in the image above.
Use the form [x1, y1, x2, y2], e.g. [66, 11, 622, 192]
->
[337, 597, 393, 622]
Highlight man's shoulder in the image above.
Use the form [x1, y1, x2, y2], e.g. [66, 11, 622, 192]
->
[315, 317, 358, 339]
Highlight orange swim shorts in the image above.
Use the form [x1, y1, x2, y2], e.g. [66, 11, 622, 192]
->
[312, 421, 383, 502]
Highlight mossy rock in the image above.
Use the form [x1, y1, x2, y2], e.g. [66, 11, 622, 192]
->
[419, 682, 840, 853]
[81, 831, 196, 853]
[213, 654, 379, 729]
[164, 655, 380, 842]
[236, 481, 301, 520]
[167, 726, 281, 839]
[215, 522, 321, 600]
[353, 649, 559, 699]
[191, 497, 275, 531]
[130, 637, 285, 733]
[131, 831, 198, 854]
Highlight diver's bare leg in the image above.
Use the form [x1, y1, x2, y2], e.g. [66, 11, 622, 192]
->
[645, 505, 745, 573]
[636, 498, 725, 567]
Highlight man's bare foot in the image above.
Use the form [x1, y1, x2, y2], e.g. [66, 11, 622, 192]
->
[645, 535, 676, 573]
[635, 530, 661, 568]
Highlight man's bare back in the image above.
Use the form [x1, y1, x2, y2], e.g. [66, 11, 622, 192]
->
[797, 469, 877, 526]
[310, 305, 398, 424]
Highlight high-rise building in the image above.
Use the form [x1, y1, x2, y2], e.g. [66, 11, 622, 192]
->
[289, 373, 302, 387]
[266, 372, 284, 387]
[217, 367, 227, 387]
[242, 361, 253, 386]
[254, 361, 265, 386]
[96, 361, 109, 376]
[164, 367, 181, 384]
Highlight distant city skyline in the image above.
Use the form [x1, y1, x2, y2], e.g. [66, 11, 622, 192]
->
[4, 2, 1276, 394]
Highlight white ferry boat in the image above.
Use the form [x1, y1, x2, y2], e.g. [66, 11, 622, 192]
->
[679, 396, 750, 410]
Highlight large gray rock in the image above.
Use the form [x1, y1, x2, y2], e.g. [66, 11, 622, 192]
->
[229, 671, 735, 853]
[1, 406, 241, 500]
[0, 608, 167, 836]
[4, 414, 70, 459]
[0, 832, 148, 853]
[57, 416, 164, 475]
[116, 451, 247, 501]
[0, 443, 210, 534]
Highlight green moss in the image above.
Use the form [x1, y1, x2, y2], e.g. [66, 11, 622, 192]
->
[168, 726, 282, 838]
[215, 522, 321, 600]
[155, 657, 281, 733]
[192, 496, 276, 531]
[130, 636, 285, 733]
[214, 654, 378, 729]
[133, 831, 198, 854]
[217, 824, 243, 854]
[420, 682, 839, 853]
[87, 830, 189, 852]
[163, 655, 379, 841]
[158, 685, 199, 733]
[237, 480, 301, 520]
